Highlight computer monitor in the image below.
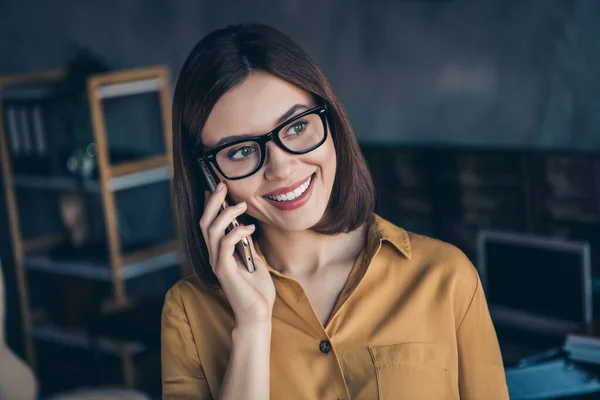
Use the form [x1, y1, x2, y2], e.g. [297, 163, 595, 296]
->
[477, 230, 592, 337]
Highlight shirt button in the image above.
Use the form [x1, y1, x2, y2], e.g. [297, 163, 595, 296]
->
[319, 339, 331, 354]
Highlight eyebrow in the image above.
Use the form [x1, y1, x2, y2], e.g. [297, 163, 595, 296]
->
[210, 103, 310, 149]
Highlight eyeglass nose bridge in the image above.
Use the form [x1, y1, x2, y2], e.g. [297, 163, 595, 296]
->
[258, 130, 275, 145]
[256, 129, 290, 155]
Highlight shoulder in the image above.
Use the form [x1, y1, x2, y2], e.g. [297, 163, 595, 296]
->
[407, 231, 479, 291]
[404, 231, 481, 322]
[374, 215, 478, 289]
[376, 214, 478, 288]
[375, 214, 480, 301]
[375, 216, 484, 328]
[409, 232, 476, 274]
[376, 213, 479, 300]
[163, 274, 219, 312]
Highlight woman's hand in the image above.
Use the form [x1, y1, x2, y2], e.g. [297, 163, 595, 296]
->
[199, 182, 276, 327]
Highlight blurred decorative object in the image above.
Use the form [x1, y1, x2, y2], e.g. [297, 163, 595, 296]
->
[53, 49, 109, 249]
[53, 48, 109, 153]
[59, 192, 89, 248]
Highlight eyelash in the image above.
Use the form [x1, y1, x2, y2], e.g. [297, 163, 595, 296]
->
[227, 146, 256, 160]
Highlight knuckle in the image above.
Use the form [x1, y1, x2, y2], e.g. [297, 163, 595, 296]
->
[210, 257, 222, 273]
[213, 264, 223, 278]
[227, 227, 245, 243]
[199, 223, 207, 238]
[207, 223, 219, 237]
[231, 225, 244, 236]
[219, 237, 233, 251]
[224, 207, 241, 220]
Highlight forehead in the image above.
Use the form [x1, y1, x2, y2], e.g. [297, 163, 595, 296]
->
[202, 71, 314, 147]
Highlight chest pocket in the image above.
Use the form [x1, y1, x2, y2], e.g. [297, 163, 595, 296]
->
[368, 342, 450, 400]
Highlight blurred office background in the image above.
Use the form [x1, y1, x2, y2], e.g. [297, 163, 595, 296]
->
[1, 0, 600, 399]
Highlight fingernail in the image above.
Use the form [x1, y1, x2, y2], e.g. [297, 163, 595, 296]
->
[236, 202, 247, 209]
[216, 182, 224, 191]
[246, 224, 255, 230]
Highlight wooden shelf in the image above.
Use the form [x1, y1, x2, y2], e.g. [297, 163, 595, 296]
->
[97, 77, 161, 99]
[11, 175, 101, 192]
[0, 69, 64, 86]
[29, 321, 145, 357]
[23, 242, 180, 281]
[22, 234, 66, 253]
[89, 66, 169, 88]
[110, 155, 169, 178]
[11, 165, 171, 192]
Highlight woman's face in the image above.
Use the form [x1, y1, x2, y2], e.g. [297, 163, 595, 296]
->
[201, 71, 337, 232]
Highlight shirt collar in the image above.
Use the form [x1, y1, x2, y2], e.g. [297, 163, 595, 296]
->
[369, 214, 412, 260]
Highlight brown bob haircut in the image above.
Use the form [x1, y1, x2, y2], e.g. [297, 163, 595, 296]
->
[172, 23, 375, 286]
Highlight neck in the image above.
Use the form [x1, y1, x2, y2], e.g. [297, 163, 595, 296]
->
[256, 221, 368, 278]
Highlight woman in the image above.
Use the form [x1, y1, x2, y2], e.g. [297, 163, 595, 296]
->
[162, 23, 509, 400]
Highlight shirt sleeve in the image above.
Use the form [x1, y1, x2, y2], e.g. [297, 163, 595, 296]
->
[162, 286, 213, 400]
[456, 267, 510, 400]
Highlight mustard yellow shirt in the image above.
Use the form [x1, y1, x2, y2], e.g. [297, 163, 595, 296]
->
[162, 214, 509, 399]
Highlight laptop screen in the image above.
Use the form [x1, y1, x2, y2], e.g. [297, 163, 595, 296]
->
[478, 231, 591, 334]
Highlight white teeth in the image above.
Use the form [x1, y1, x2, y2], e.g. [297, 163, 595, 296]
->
[283, 191, 296, 200]
[266, 175, 313, 202]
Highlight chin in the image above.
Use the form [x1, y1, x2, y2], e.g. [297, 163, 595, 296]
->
[252, 203, 327, 233]
[278, 211, 325, 232]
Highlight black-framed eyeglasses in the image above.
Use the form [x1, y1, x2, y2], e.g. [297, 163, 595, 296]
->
[197, 105, 328, 180]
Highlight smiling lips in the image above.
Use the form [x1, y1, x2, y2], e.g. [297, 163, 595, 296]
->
[265, 175, 312, 202]
[263, 173, 315, 211]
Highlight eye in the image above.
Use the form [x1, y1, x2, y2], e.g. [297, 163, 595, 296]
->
[286, 121, 307, 136]
[228, 146, 256, 160]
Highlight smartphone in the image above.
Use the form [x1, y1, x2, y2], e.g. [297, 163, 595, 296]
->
[199, 160, 255, 273]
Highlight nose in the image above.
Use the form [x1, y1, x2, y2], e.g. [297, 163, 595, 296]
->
[263, 141, 298, 182]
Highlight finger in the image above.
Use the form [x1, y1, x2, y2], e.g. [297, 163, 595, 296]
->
[214, 224, 256, 278]
[208, 202, 248, 255]
[199, 182, 228, 236]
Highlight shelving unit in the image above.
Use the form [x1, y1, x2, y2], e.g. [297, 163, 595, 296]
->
[0, 66, 180, 389]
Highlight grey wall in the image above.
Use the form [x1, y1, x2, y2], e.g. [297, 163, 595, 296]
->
[1, 0, 599, 148]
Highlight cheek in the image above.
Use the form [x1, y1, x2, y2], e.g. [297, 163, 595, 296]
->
[224, 178, 261, 204]
[321, 137, 337, 180]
